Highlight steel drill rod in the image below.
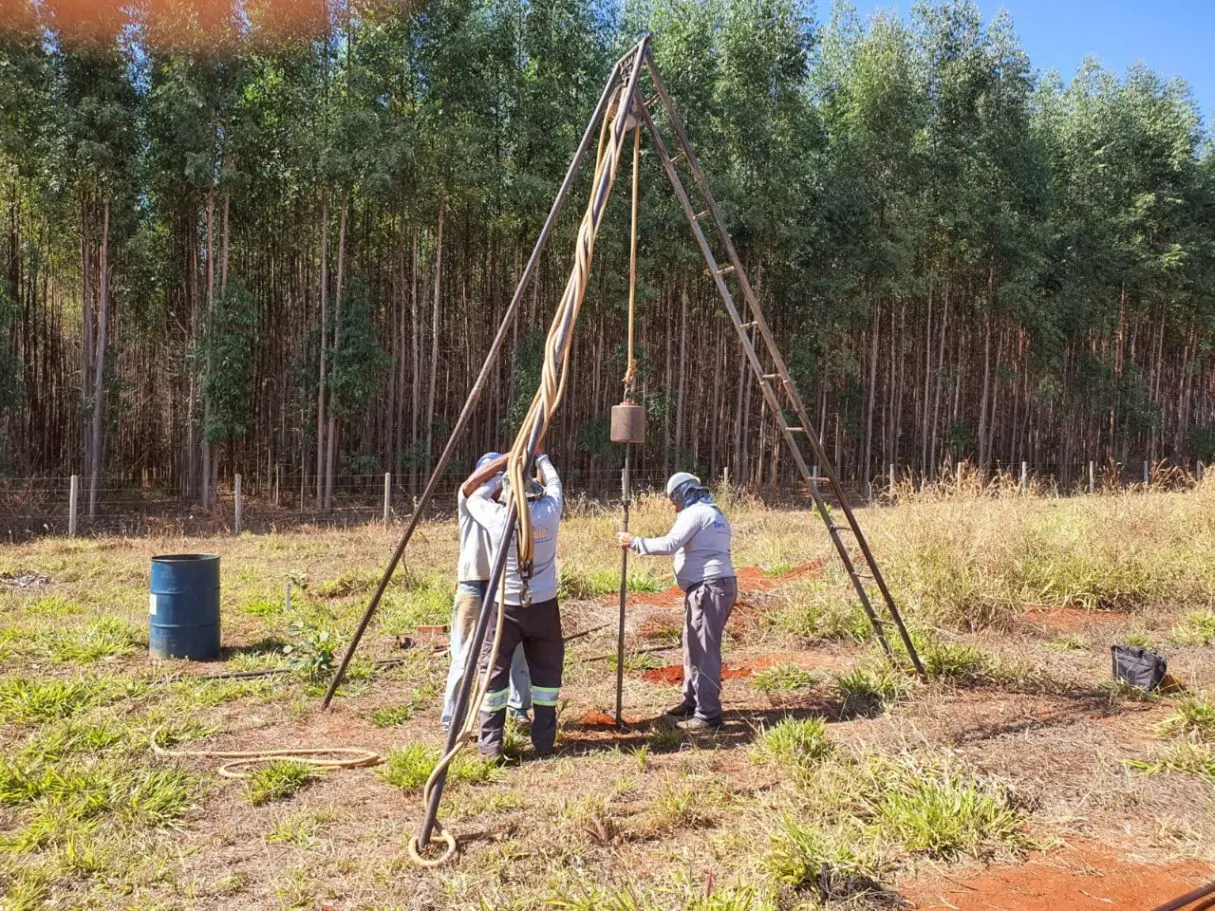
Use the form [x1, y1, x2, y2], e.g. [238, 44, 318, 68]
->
[614, 443, 631, 728]
[320, 55, 627, 711]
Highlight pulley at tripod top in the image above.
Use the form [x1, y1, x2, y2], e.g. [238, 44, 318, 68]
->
[610, 400, 646, 445]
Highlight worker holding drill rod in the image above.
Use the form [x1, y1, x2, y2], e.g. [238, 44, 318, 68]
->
[466, 451, 565, 760]
[619, 472, 737, 731]
[441, 453, 532, 733]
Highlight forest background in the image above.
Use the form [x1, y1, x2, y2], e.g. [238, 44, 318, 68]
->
[1, 0, 1212, 517]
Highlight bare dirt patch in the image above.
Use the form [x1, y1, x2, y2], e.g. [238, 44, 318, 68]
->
[907, 842, 1212, 910]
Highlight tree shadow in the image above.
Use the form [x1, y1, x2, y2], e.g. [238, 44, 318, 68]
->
[218, 636, 290, 661]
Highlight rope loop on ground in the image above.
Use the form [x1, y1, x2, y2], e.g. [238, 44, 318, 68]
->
[151, 728, 382, 779]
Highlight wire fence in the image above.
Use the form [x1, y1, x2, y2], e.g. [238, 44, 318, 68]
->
[0, 456, 1205, 541]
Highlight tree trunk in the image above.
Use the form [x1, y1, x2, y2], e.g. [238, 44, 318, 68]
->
[410, 229, 420, 494]
[201, 191, 215, 508]
[862, 304, 879, 499]
[324, 195, 347, 511]
[316, 195, 328, 508]
[425, 197, 444, 475]
[674, 280, 688, 462]
[87, 201, 110, 520]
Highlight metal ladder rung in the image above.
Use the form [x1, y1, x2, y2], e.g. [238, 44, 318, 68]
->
[826, 525, 855, 535]
[716, 264, 736, 276]
[852, 571, 874, 581]
[694, 209, 709, 220]
[763, 373, 780, 380]
[784, 426, 807, 434]
[740, 320, 758, 331]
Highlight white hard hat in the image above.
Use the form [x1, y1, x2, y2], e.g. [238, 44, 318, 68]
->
[665, 471, 700, 499]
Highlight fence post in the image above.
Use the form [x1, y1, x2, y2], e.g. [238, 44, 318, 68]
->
[955, 461, 963, 492]
[234, 473, 243, 534]
[1088, 461, 1095, 494]
[1143, 459, 1150, 485]
[811, 464, 819, 497]
[1020, 461, 1027, 496]
[274, 464, 281, 507]
[1199, 460, 1206, 482]
[69, 474, 78, 537]
[888, 463, 895, 493]
[383, 472, 392, 527]
[723, 466, 730, 487]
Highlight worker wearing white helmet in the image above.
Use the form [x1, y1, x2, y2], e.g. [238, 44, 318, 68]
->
[619, 471, 737, 731]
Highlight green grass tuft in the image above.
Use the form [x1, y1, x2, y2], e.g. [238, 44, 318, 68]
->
[1129, 739, 1215, 781]
[246, 761, 316, 806]
[1171, 611, 1215, 646]
[754, 717, 832, 768]
[1157, 696, 1215, 741]
[379, 745, 501, 794]
[751, 663, 818, 694]
[0, 676, 117, 725]
[836, 662, 911, 710]
[869, 757, 1024, 858]
[48, 617, 142, 663]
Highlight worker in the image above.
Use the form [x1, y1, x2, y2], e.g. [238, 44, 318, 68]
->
[441, 452, 532, 733]
[618, 472, 736, 731]
[465, 451, 564, 760]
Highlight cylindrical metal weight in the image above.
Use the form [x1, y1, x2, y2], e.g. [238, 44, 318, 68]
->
[610, 402, 646, 444]
[149, 553, 221, 660]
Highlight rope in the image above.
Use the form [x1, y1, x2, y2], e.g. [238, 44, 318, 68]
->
[624, 121, 641, 394]
[408, 78, 637, 868]
[151, 728, 381, 779]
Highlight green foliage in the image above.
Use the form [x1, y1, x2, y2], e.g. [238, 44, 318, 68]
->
[246, 761, 316, 806]
[282, 623, 336, 679]
[328, 275, 387, 419]
[836, 662, 912, 710]
[204, 279, 260, 444]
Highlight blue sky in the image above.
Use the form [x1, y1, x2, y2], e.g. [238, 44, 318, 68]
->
[846, 0, 1214, 123]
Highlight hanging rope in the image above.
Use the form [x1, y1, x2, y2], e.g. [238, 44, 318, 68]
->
[624, 121, 641, 395]
[408, 79, 638, 867]
[507, 84, 634, 568]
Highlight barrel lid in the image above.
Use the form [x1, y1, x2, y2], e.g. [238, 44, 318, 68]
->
[151, 553, 220, 563]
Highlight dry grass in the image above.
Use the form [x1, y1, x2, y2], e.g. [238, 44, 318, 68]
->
[0, 485, 1213, 908]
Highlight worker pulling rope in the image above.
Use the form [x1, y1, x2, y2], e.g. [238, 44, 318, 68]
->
[151, 729, 381, 778]
[407, 74, 640, 867]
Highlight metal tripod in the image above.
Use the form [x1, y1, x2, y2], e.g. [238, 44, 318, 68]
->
[326, 34, 925, 860]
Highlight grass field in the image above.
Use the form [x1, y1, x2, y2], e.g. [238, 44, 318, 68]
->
[1, 483, 1214, 910]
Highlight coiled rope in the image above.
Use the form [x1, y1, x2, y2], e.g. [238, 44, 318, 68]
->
[408, 79, 637, 867]
[151, 729, 381, 779]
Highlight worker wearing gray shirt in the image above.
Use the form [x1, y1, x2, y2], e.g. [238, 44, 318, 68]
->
[466, 452, 564, 759]
[619, 471, 737, 731]
[440, 452, 531, 733]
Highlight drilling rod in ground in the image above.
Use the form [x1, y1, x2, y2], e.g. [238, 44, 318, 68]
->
[320, 55, 627, 710]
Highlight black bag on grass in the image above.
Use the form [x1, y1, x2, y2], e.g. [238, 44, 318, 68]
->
[1111, 644, 1167, 693]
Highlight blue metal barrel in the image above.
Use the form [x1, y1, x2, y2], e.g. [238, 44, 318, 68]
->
[149, 554, 221, 660]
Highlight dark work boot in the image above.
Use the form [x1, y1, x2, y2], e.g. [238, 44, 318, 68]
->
[665, 701, 696, 719]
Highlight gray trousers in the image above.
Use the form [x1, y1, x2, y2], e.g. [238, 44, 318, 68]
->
[682, 576, 737, 721]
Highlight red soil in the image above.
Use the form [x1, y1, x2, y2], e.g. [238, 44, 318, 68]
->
[641, 664, 752, 685]
[576, 710, 619, 728]
[1025, 606, 1131, 633]
[907, 844, 1211, 911]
